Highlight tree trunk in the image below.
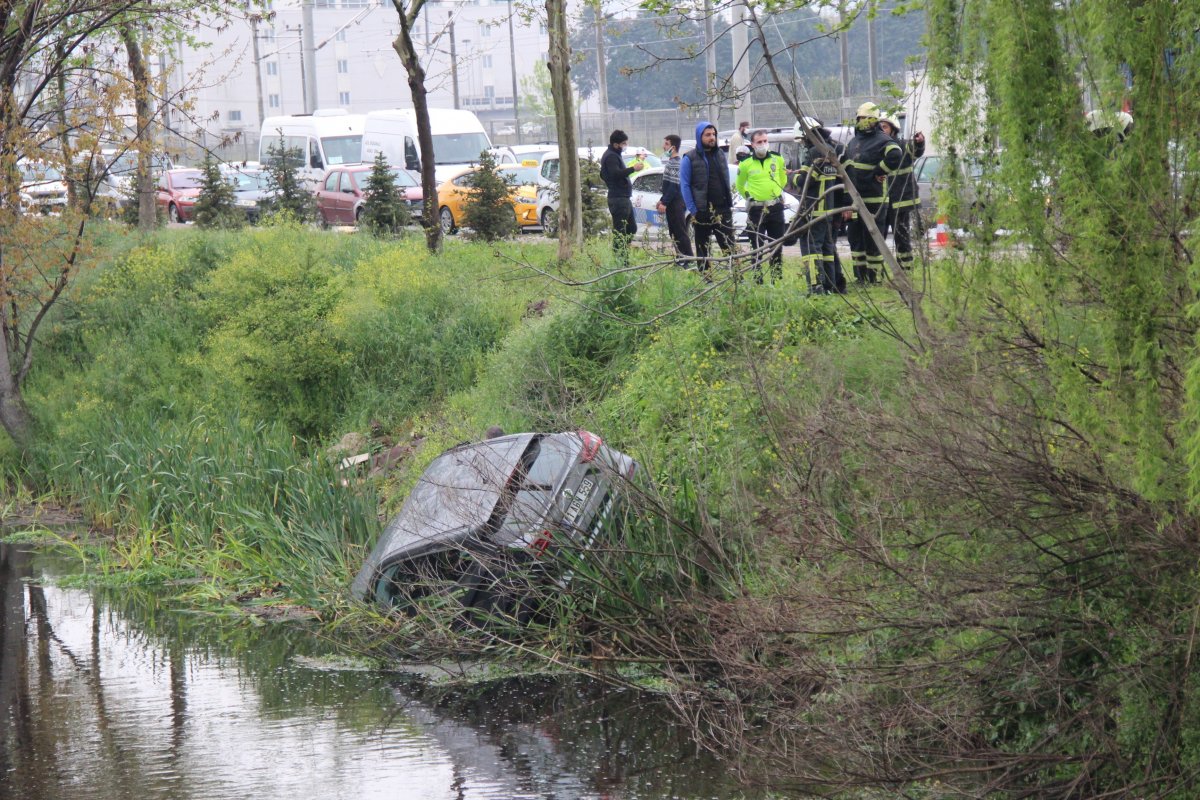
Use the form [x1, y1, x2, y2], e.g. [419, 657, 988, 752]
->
[391, 2, 442, 253]
[0, 323, 33, 451]
[546, 0, 581, 260]
[121, 26, 156, 230]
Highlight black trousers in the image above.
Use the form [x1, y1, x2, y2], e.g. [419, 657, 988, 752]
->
[886, 203, 920, 269]
[801, 216, 845, 293]
[693, 207, 735, 268]
[745, 202, 785, 282]
[608, 196, 636, 264]
[665, 198, 694, 262]
[847, 202, 887, 283]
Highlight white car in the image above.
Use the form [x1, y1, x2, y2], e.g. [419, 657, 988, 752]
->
[18, 159, 68, 213]
[629, 165, 801, 241]
[535, 146, 663, 232]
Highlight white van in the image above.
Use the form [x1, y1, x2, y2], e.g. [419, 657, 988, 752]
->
[361, 108, 514, 183]
[259, 109, 365, 185]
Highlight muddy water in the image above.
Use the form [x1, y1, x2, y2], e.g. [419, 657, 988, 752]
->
[0, 543, 776, 800]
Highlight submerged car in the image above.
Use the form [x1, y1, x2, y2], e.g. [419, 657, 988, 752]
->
[351, 430, 637, 621]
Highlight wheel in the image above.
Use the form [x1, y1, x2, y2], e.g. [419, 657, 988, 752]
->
[439, 206, 456, 235]
[539, 207, 557, 235]
[168, 202, 180, 224]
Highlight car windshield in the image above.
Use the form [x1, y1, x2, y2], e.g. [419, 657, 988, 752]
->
[919, 157, 942, 182]
[231, 172, 266, 191]
[390, 168, 419, 187]
[172, 171, 204, 189]
[320, 135, 362, 166]
[106, 151, 170, 175]
[500, 165, 540, 185]
[20, 164, 63, 182]
[624, 152, 663, 169]
[433, 132, 492, 164]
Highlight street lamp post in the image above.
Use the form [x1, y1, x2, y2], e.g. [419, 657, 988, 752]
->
[508, 0, 521, 144]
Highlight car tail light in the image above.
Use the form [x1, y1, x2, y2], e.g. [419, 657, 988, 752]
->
[577, 429, 602, 462]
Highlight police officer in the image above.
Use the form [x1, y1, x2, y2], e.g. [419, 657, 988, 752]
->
[877, 115, 925, 271]
[736, 128, 788, 283]
[793, 121, 847, 294]
[842, 102, 902, 284]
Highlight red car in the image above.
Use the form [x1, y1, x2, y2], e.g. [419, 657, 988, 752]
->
[315, 164, 423, 226]
[156, 168, 204, 223]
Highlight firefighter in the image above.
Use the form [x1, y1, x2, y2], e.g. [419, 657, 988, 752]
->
[842, 102, 902, 284]
[877, 115, 925, 271]
[793, 121, 847, 294]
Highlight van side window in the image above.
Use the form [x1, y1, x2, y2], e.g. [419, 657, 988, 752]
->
[404, 137, 420, 171]
[541, 158, 558, 183]
[309, 139, 323, 170]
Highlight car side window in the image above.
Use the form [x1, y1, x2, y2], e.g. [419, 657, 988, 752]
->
[541, 158, 559, 183]
[634, 173, 662, 193]
[404, 137, 420, 171]
[324, 172, 339, 192]
[453, 173, 475, 188]
[341, 172, 356, 193]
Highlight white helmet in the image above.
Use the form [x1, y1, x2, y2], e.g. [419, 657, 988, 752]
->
[792, 116, 822, 141]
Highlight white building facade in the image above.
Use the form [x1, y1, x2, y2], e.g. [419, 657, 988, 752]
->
[170, 0, 551, 160]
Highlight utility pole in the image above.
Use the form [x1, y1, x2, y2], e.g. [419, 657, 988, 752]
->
[731, 0, 749, 125]
[287, 24, 309, 113]
[508, 0, 521, 144]
[302, 0, 317, 112]
[594, 6, 608, 132]
[866, 14, 877, 93]
[703, 0, 717, 125]
[251, 15, 265, 128]
[449, 14, 459, 109]
[839, 11, 851, 124]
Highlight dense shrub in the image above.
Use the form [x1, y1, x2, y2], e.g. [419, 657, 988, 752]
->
[192, 155, 244, 229]
[359, 152, 409, 235]
[461, 150, 518, 241]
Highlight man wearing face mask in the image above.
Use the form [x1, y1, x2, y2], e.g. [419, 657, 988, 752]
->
[842, 102, 902, 284]
[600, 129, 645, 266]
[736, 129, 789, 283]
[656, 134, 694, 265]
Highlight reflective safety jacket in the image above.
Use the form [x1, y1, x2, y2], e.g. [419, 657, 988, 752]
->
[794, 141, 846, 217]
[843, 127, 903, 205]
[885, 135, 926, 208]
[735, 152, 787, 202]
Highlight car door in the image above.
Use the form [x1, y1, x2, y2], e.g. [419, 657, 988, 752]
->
[630, 171, 664, 229]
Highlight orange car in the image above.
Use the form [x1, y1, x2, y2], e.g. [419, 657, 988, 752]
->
[435, 163, 541, 235]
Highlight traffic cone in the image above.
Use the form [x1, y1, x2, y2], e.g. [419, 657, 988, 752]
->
[932, 215, 951, 248]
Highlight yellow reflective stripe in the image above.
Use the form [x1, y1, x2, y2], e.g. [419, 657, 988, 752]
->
[846, 160, 876, 170]
[892, 167, 913, 176]
[892, 198, 920, 209]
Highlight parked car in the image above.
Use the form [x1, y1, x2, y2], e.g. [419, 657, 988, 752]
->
[18, 159, 68, 214]
[351, 430, 637, 621]
[436, 163, 542, 235]
[314, 163, 422, 227]
[535, 147, 663, 232]
[227, 168, 274, 223]
[155, 168, 204, 223]
[627, 165, 800, 242]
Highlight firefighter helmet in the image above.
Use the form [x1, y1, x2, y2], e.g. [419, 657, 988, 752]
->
[792, 116, 823, 141]
[856, 102, 881, 119]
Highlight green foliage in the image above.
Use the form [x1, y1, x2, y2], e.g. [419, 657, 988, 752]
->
[192, 155, 244, 229]
[359, 152, 408, 235]
[578, 156, 609, 238]
[260, 136, 316, 222]
[461, 150, 518, 241]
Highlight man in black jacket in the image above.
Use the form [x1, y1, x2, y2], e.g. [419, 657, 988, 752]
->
[599, 129, 645, 265]
[842, 102, 903, 284]
[878, 115, 925, 271]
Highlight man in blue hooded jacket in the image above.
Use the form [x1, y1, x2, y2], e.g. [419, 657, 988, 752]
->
[680, 121, 735, 272]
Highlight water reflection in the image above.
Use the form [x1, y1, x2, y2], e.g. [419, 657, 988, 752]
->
[0, 544, 762, 800]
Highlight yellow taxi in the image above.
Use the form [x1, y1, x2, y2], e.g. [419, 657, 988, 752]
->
[436, 161, 542, 235]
